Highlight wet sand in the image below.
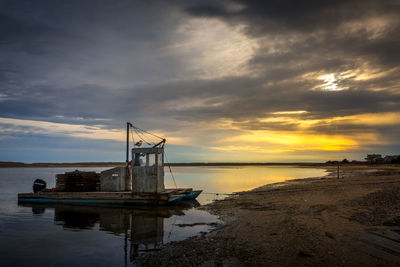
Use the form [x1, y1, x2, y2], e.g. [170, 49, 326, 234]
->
[141, 165, 400, 266]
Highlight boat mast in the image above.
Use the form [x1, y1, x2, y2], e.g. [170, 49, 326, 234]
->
[126, 122, 132, 166]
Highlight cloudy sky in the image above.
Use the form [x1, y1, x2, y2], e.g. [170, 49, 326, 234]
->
[0, 0, 399, 162]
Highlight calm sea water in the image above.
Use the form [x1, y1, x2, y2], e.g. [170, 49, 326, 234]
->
[0, 166, 326, 266]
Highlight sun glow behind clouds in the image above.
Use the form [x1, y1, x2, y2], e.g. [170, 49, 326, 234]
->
[317, 73, 348, 91]
[209, 111, 400, 157]
[311, 63, 398, 92]
[219, 131, 359, 151]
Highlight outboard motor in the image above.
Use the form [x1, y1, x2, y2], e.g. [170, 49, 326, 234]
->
[33, 178, 46, 193]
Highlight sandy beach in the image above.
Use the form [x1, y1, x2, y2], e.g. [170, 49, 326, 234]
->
[141, 165, 400, 266]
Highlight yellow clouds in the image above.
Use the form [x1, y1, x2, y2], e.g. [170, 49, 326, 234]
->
[337, 112, 400, 126]
[215, 131, 360, 152]
[210, 111, 399, 155]
[344, 64, 399, 83]
[259, 112, 400, 129]
[272, 110, 308, 115]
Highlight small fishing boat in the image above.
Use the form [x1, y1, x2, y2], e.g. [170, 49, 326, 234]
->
[18, 122, 202, 206]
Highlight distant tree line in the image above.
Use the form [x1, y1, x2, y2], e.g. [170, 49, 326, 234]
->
[326, 154, 400, 164]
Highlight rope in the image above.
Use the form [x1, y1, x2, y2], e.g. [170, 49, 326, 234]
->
[132, 125, 164, 141]
[133, 128, 153, 145]
[164, 150, 177, 189]
[135, 127, 157, 145]
[133, 128, 147, 144]
[130, 129, 135, 148]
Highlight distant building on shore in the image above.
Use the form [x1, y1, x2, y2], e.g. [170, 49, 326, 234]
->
[383, 155, 400, 164]
[365, 154, 400, 164]
[365, 154, 383, 163]
[326, 154, 399, 164]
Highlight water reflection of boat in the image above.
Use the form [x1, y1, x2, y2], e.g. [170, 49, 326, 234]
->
[19, 201, 199, 262]
[18, 123, 202, 206]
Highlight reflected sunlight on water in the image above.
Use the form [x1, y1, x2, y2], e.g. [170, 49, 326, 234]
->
[165, 166, 327, 204]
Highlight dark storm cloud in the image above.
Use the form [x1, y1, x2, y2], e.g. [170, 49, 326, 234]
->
[0, 0, 190, 128]
[0, 0, 399, 150]
[187, 0, 400, 73]
[186, 0, 400, 34]
[0, 0, 186, 90]
[182, 0, 400, 116]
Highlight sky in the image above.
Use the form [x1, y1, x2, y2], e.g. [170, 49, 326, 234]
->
[0, 0, 399, 163]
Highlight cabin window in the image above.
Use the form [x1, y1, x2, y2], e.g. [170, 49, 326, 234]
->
[148, 153, 156, 167]
[134, 153, 147, 167]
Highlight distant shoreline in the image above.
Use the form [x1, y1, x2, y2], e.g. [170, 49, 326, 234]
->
[0, 161, 390, 168]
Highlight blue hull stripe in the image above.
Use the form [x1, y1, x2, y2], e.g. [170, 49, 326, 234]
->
[18, 190, 202, 206]
[18, 198, 166, 205]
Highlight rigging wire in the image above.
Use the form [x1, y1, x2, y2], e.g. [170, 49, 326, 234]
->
[132, 125, 164, 141]
[130, 129, 135, 148]
[164, 150, 177, 189]
[134, 127, 156, 144]
[133, 127, 153, 145]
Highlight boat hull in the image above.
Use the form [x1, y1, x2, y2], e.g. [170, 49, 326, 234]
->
[18, 189, 202, 206]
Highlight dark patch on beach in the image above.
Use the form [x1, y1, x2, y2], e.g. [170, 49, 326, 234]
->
[350, 185, 400, 226]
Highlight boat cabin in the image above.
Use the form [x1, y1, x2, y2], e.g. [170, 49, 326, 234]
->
[131, 147, 164, 193]
[99, 147, 165, 193]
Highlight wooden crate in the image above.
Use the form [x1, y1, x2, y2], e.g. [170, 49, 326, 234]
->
[56, 171, 100, 192]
